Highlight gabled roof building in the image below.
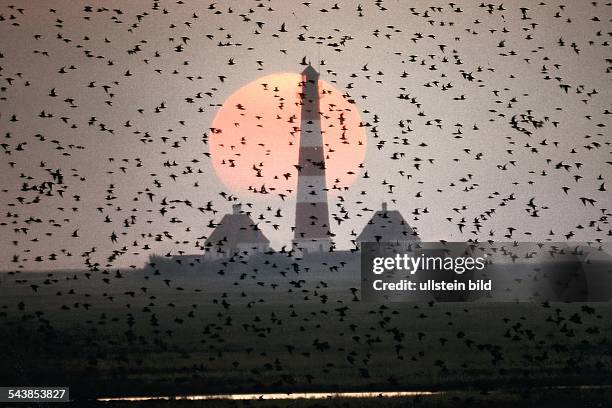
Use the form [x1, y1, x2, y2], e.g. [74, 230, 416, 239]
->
[204, 204, 270, 259]
[356, 202, 420, 245]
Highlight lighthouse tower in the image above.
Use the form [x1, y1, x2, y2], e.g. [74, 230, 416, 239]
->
[292, 64, 333, 253]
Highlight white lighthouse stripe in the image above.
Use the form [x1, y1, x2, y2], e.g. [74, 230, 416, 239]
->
[298, 135, 324, 147]
[297, 176, 328, 202]
[297, 191, 329, 203]
[298, 122, 323, 147]
[297, 175, 326, 190]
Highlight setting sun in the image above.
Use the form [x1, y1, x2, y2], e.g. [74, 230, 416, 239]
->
[209, 72, 367, 196]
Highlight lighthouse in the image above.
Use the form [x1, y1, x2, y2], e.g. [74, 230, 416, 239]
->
[292, 64, 333, 253]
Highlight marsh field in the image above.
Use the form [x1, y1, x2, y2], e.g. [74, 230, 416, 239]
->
[1, 254, 611, 406]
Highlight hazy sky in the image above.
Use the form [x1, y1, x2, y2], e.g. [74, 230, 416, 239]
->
[0, 0, 610, 270]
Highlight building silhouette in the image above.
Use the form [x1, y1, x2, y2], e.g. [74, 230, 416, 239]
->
[356, 202, 420, 245]
[203, 67, 420, 260]
[204, 203, 270, 259]
[292, 64, 333, 254]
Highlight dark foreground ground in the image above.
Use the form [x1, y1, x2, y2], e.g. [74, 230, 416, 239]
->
[37, 388, 612, 408]
[1, 254, 611, 404]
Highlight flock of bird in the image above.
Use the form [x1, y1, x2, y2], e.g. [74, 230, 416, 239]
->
[0, 0, 610, 396]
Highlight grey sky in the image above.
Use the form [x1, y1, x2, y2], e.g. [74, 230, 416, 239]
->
[0, 0, 610, 270]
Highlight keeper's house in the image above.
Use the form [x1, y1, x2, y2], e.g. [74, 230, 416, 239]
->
[356, 202, 420, 246]
[204, 204, 270, 259]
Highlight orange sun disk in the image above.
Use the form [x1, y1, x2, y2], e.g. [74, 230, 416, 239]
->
[209, 73, 367, 196]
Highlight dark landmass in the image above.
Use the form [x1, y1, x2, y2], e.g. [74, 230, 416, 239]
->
[1, 252, 611, 402]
